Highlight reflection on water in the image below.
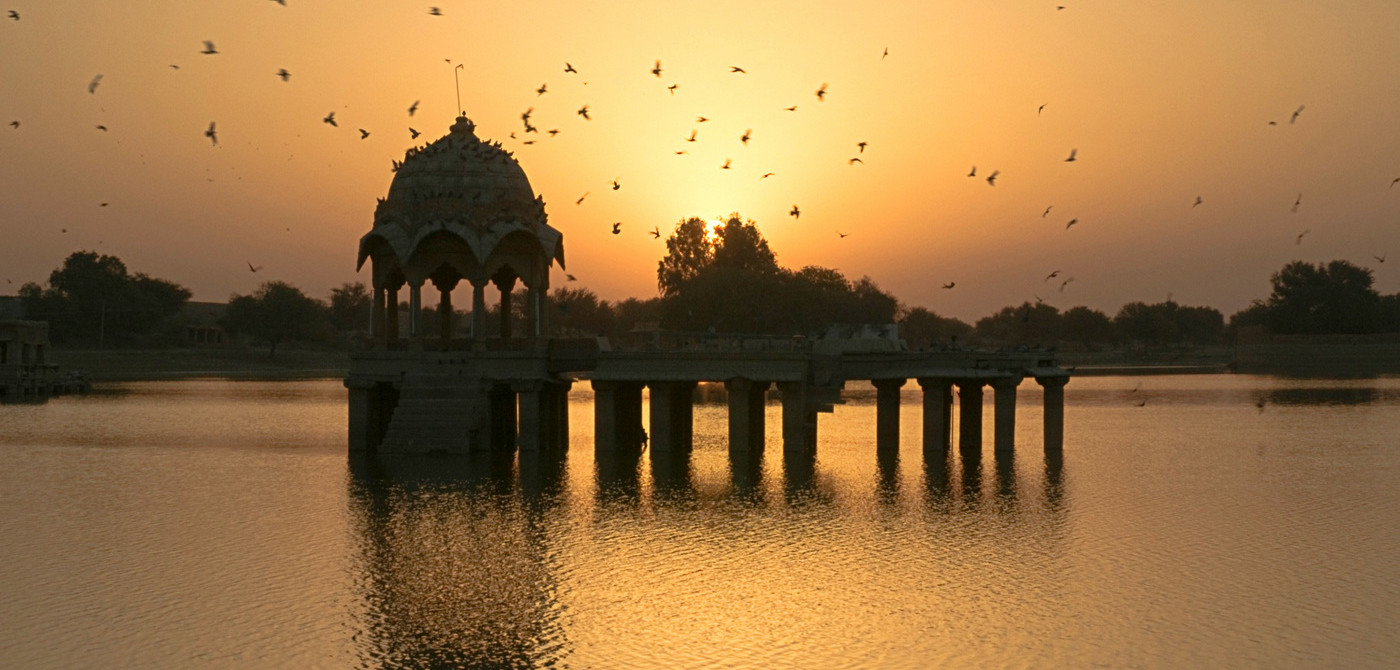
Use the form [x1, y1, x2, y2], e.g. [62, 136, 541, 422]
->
[2, 376, 1399, 667]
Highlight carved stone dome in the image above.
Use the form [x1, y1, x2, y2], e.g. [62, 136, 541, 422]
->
[357, 116, 564, 283]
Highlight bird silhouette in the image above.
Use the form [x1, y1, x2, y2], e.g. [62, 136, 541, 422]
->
[696, 116, 709, 123]
[204, 121, 218, 145]
[7, 121, 17, 129]
[1059, 277, 1075, 292]
[838, 231, 849, 238]
[611, 178, 620, 190]
[577, 105, 590, 120]
[276, 68, 291, 81]
[942, 282, 955, 289]
[1042, 206, 1053, 217]
[1374, 254, 1387, 264]
[790, 205, 800, 219]
[686, 130, 697, 142]
[1193, 195, 1203, 207]
[1038, 103, 1047, 116]
[247, 262, 262, 272]
[428, 7, 442, 15]
[564, 62, 577, 73]
[740, 129, 751, 145]
[547, 128, 559, 136]
[1291, 193, 1302, 213]
[815, 83, 828, 101]
[721, 158, 732, 169]
[272, 0, 286, 5]
[730, 66, 746, 73]
[848, 157, 863, 165]
[100, 202, 108, 207]
[882, 47, 889, 59]
[651, 60, 663, 77]
[566, 273, 577, 281]
[408, 100, 419, 116]
[667, 84, 678, 94]
[95, 125, 108, 131]
[1044, 270, 1061, 282]
[784, 106, 797, 112]
[1065, 218, 1079, 229]
[857, 141, 868, 153]
[1296, 229, 1310, 245]
[650, 226, 661, 238]
[409, 127, 420, 139]
[7, 10, 18, 19]
[1064, 148, 1077, 162]
[201, 41, 218, 55]
[358, 129, 370, 139]
[611, 222, 621, 235]
[1392, 177, 1400, 188]
[967, 166, 977, 177]
[169, 65, 179, 69]
[88, 74, 103, 94]
[1290, 105, 1305, 124]
[323, 112, 337, 127]
[986, 170, 999, 186]
[761, 172, 775, 179]
[576, 192, 588, 204]
[536, 83, 547, 96]
[675, 150, 687, 155]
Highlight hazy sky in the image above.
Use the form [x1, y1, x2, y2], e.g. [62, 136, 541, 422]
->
[3, 1, 1400, 321]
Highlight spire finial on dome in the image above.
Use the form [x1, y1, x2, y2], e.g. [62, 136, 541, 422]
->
[450, 115, 477, 137]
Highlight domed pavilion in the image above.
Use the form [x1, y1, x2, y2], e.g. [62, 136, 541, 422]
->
[357, 115, 564, 347]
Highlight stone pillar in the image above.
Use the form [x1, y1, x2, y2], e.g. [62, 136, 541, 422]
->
[385, 284, 400, 346]
[918, 378, 953, 455]
[957, 381, 983, 453]
[471, 279, 487, 341]
[345, 378, 371, 452]
[489, 383, 516, 449]
[618, 382, 644, 449]
[1038, 376, 1068, 451]
[526, 286, 541, 337]
[555, 380, 572, 451]
[514, 380, 545, 452]
[593, 380, 619, 452]
[494, 274, 517, 339]
[874, 378, 906, 451]
[779, 382, 816, 454]
[371, 286, 386, 342]
[726, 378, 768, 454]
[991, 376, 1021, 452]
[432, 275, 459, 347]
[408, 281, 423, 344]
[648, 381, 695, 452]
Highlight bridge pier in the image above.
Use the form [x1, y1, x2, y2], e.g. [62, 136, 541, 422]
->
[992, 376, 1021, 452]
[918, 378, 953, 455]
[593, 380, 643, 452]
[957, 381, 983, 453]
[648, 381, 696, 452]
[1038, 376, 1068, 451]
[874, 378, 905, 451]
[726, 378, 769, 454]
[779, 382, 818, 455]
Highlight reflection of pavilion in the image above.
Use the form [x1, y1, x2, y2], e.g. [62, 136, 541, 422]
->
[345, 116, 1070, 464]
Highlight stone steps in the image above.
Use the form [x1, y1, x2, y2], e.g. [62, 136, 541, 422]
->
[379, 372, 483, 454]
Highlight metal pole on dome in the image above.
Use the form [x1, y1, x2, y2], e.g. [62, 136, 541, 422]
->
[454, 64, 464, 116]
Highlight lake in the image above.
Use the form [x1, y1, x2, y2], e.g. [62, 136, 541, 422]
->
[1, 374, 1397, 668]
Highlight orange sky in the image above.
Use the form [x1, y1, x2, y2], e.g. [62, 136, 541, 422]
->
[3, 1, 1400, 321]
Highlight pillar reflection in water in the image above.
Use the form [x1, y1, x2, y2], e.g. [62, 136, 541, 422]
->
[346, 453, 567, 668]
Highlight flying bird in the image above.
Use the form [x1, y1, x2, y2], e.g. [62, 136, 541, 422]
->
[566, 274, 577, 281]
[942, 282, 955, 289]
[730, 66, 746, 73]
[650, 226, 661, 239]
[7, 121, 17, 129]
[611, 222, 621, 235]
[276, 68, 291, 81]
[651, 60, 662, 77]
[857, 141, 868, 153]
[536, 83, 547, 95]
[967, 166, 977, 177]
[1290, 105, 1305, 124]
[760, 172, 775, 179]
[547, 128, 559, 137]
[95, 125, 107, 131]
[204, 121, 218, 145]
[247, 262, 262, 273]
[721, 158, 732, 170]
[882, 47, 889, 59]
[323, 111, 337, 127]
[686, 130, 697, 142]
[1065, 218, 1078, 229]
[564, 62, 577, 73]
[8, 10, 18, 19]
[1064, 148, 1077, 162]
[838, 231, 849, 238]
[668, 84, 678, 94]
[1044, 270, 1061, 282]
[576, 192, 588, 204]
[1374, 254, 1387, 264]
[409, 127, 420, 139]
[611, 178, 620, 190]
[408, 100, 420, 116]
[1291, 193, 1302, 213]
[201, 41, 218, 55]
[1042, 206, 1053, 217]
[740, 129, 751, 145]
[784, 106, 797, 112]
[271, 0, 285, 5]
[848, 157, 863, 165]
[815, 83, 828, 101]
[986, 170, 999, 186]
[1193, 195, 1203, 207]
[169, 65, 179, 69]
[1038, 103, 1047, 116]
[1296, 229, 1310, 245]
[88, 74, 103, 94]
[429, 7, 442, 16]
[1059, 277, 1075, 292]
[577, 105, 590, 120]
[358, 128, 370, 139]
[696, 116, 709, 123]
[790, 205, 800, 219]
[1390, 176, 1400, 188]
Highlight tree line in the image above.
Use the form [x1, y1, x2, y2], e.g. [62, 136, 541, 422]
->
[13, 234, 1400, 356]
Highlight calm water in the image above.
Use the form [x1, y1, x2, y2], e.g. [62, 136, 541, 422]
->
[1, 375, 1397, 668]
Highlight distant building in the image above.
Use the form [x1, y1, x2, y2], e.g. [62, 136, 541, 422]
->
[180, 301, 227, 346]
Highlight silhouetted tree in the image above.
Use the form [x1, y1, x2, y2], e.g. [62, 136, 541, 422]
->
[550, 286, 616, 336]
[1060, 306, 1116, 344]
[976, 302, 1062, 345]
[899, 307, 973, 348]
[657, 217, 714, 297]
[223, 281, 330, 357]
[1261, 260, 1380, 334]
[18, 251, 190, 345]
[329, 282, 372, 332]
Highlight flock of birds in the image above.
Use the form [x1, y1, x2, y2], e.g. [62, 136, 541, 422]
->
[2, 4, 1394, 308]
